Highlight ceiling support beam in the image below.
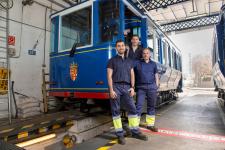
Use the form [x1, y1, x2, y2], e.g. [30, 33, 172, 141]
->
[161, 14, 219, 32]
[135, 0, 190, 11]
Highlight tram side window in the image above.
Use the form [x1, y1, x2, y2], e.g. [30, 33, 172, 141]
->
[212, 38, 217, 63]
[162, 41, 167, 65]
[171, 49, 175, 68]
[51, 17, 57, 53]
[214, 35, 219, 63]
[168, 46, 171, 67]
[179, 56, 182, 71]
[99, 0, 120, 43]
[147, 34, 154, 58]
[177, 55, 181, 71]
[60, 6, 92, 51]
[174, 52, 177, 69]
[179, 55, 182, 71]
[177, 54, 180, 70]
[156, 38, 160, 62]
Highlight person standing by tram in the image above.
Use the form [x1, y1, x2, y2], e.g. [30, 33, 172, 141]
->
[126, 35, 143, 60]
[122, 34, 143, 134]
[107, 40, 148, 145]
[134, 48, 159, 132]
[126, 35, 159, 131]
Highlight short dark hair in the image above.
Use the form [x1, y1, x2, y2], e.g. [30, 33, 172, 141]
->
[132, 35, 139, 39]
[115, 39, 124, 46]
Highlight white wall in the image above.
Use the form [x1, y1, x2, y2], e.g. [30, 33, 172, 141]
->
[9, 1, 49, 100]
[168, 27, 214, 77]
[7, 0, 73, 99]
[0, 0, 72, 118]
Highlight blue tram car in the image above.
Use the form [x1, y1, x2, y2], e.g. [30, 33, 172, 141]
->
[49, 0, 182, 107]
[212, 5, 225, 104]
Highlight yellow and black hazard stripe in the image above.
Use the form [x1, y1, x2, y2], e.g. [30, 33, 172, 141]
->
[1, 120, 74, 143]
[0, 111, 84, 144]
[96, 139, 118, 150]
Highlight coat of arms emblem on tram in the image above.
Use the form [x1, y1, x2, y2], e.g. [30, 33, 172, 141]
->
[70, 62, 78, 81]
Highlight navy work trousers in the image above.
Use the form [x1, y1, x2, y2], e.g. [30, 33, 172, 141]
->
[110, 83, 140, 137]
[136, 84, 157, 126]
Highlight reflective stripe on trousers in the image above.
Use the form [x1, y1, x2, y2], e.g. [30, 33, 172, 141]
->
[113, 116, 123, 132]
[146, 115, 155, 127]
[128, 115, 139, 130]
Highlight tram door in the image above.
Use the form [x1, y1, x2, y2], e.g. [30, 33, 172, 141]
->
[124, 6, 142, 46]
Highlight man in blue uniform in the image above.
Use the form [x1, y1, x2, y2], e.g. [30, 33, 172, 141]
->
[126, 35, 143, 60]
[134, 48, 159, 132]
[123, 35, 143, 136]
[107, 40, 148, 145]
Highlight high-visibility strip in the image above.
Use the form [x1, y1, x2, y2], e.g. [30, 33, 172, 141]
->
[18, 132, 28, 139]
[128, 115, 139, 129]
[137, 116, 141, 125]
[128, 115, 138, 118]
[52, 124, 61, 129]
[97, 146, 111, 150]
[146, 115, 155, 126]
[0, 128, 14, 134]
[39, 127, 48, 133]
[21, 124, 34, 129]
[112, 116, 122, 131]
[112, 116, 121, 120]
[66, 120, 74, 126]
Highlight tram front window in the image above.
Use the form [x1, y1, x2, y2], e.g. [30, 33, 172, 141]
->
[60, 6, 92, 51]
[99, 0, 120, 43]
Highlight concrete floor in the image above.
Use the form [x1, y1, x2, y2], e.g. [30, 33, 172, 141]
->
[74, 89, 225, 150]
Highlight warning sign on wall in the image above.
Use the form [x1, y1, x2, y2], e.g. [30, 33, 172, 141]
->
[8, 35, 15, 46]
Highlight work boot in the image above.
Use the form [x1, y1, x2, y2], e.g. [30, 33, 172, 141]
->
[118, 136, 126, 145]
[124, 129, 132, 137]
[132, 132, 148, 141]
[123, 124, 132, 137]
[147, 126, 158, 132]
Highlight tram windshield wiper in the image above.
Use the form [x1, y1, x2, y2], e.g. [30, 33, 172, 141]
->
[69, 42, 77, 57]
